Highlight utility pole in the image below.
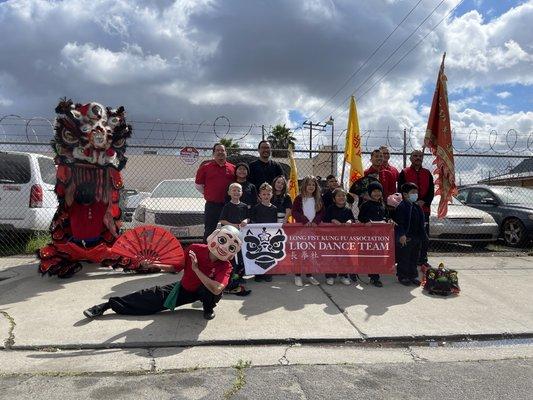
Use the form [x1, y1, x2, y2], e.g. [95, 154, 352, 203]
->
[325, 116, 335, 175]
[261, 125, 265, 141]
[303, 120, 326, 159]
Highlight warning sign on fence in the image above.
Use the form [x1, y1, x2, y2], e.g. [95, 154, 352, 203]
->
[179, 146, 199, 165]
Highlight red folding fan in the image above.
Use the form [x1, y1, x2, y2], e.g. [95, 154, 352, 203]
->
[111, 225, 185, 269]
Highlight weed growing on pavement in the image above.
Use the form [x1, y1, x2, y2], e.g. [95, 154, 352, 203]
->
[223, 359, 251, 399]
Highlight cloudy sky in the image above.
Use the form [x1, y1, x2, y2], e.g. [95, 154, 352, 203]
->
[0, 0, 531, 154]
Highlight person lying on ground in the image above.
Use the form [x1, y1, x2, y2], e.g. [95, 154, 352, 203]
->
[83, 226, 243, 320]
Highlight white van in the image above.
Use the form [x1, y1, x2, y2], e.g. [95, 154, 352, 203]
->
[0, 151, 58, 234]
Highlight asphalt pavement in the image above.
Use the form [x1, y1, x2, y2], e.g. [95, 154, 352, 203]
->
[0, 254, 532, 375]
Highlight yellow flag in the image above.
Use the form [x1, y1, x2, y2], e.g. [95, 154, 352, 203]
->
[288, 145, 298, 201]
[345, 96, 364, 185]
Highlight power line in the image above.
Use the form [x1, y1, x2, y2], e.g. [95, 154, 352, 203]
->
[326, 0, 464, 123]
[304, 0, 424, 124]
[354, 0, 467, 104]
[324, 0, 449, 124]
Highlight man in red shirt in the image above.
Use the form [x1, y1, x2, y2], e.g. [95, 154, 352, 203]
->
[83, 226, 242, 320]
[364, 149, 396, 200]
[379, 145, 399, 182]
[195, 143, 236, 242]
[397, 150, 435, 268]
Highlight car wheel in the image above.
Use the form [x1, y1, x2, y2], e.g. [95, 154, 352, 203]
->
[502, 218, 527, 247]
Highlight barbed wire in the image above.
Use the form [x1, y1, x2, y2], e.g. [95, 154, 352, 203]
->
[1, 114, 531, 154]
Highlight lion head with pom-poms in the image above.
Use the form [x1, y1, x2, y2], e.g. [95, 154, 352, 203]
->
[52, 98, 132, 170]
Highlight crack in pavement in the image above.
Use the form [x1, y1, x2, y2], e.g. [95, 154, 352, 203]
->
[278, 343, 297, 366]
[408, 347, 428, 362]
[318, 285, 368, 340]
[290, 368, 310, 400]
[146, 348, 156, 372]
[0, 310, 16, 349]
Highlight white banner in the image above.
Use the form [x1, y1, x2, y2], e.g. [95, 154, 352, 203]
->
[240, 223, 287, 275]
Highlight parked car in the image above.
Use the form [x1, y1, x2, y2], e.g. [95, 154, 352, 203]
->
[133, 179, 204, 239]
[429, 195, 499, 248]
[0, 151, 58, 236]
[120, 188, 151, 222]
[457, 185, 533, 247]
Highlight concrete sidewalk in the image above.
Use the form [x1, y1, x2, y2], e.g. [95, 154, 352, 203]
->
[1, 254, 532, 351]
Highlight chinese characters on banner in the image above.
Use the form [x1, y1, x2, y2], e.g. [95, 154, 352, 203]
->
[241, 223, 395, 275]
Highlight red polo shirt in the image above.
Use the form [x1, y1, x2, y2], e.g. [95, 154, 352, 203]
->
[364, 166, 397, 200]
[176, 244, 232, 292]
[383, 163, 399, 182]
[195, 160, 235, 203]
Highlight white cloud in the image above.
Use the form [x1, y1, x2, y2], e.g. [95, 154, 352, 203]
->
[0, 0, 530, 154]
[444, 3, 533, 87]
[496, 91, 512, 99]
[60, 42, 170, 85]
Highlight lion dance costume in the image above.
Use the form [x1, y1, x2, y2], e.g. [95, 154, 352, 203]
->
[38, 98, 151, 278]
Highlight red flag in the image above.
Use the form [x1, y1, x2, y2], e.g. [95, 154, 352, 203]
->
[424, 53, 457, 219]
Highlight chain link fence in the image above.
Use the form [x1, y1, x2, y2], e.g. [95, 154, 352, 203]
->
[1, 117, 532, 257]
[1, 142, 532, 257]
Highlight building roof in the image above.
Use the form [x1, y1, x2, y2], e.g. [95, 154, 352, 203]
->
[510, 157, 533, 174]
[478, 170, 533, 184]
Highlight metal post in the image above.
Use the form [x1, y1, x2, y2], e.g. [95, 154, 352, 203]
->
[403, 128, 407, 168]
[261, 125, 265, 141]
[309, 122, 313, 158]
[330, 121, 335, 175]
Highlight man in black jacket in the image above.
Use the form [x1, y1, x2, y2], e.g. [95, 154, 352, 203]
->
[248, 141, 285, 188]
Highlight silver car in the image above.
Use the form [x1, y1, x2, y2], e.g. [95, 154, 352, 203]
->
[430, 195, 499, 248]
[133, 179, 205, 239]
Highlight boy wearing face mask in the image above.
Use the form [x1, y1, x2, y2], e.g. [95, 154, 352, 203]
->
[394, 183, 427, 286]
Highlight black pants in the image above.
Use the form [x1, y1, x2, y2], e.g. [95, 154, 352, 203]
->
[108, 282, 221, 315]
[227, 251, 245, 290]
[418, 212, 430, 264]
[396, 239, 422, 280]
[325, 274, 348, 278]
[203, 201, 224, 243]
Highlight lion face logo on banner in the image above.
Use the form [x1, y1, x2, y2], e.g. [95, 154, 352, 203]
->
[244, 227, 287, 270]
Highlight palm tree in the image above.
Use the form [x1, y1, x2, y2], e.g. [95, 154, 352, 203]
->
[219, 138, 241, 156]
[267, 124, 296, 158]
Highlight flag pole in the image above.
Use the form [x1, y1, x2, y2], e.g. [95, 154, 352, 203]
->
[340, 154, 347, 186]
[423, 51, 446, 155]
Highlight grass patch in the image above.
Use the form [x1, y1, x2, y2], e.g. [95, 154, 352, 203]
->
[223, 359, 251, 399]
[24, 233, 51, 254]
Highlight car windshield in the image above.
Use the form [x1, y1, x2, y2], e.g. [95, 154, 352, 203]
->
[151, 181, 203, 198]
[491, 187, 533, 205]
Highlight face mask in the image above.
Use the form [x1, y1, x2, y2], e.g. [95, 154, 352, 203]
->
[408, 193, 418, 202]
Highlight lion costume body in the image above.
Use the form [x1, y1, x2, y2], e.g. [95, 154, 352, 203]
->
[38, 99, 153, 278]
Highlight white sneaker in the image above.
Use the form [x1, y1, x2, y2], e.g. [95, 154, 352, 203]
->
[340, 276, 351, 286]
[308, 276, 320, 286]
[326, 277, 335, 286]
[294, 276, 304, 287]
